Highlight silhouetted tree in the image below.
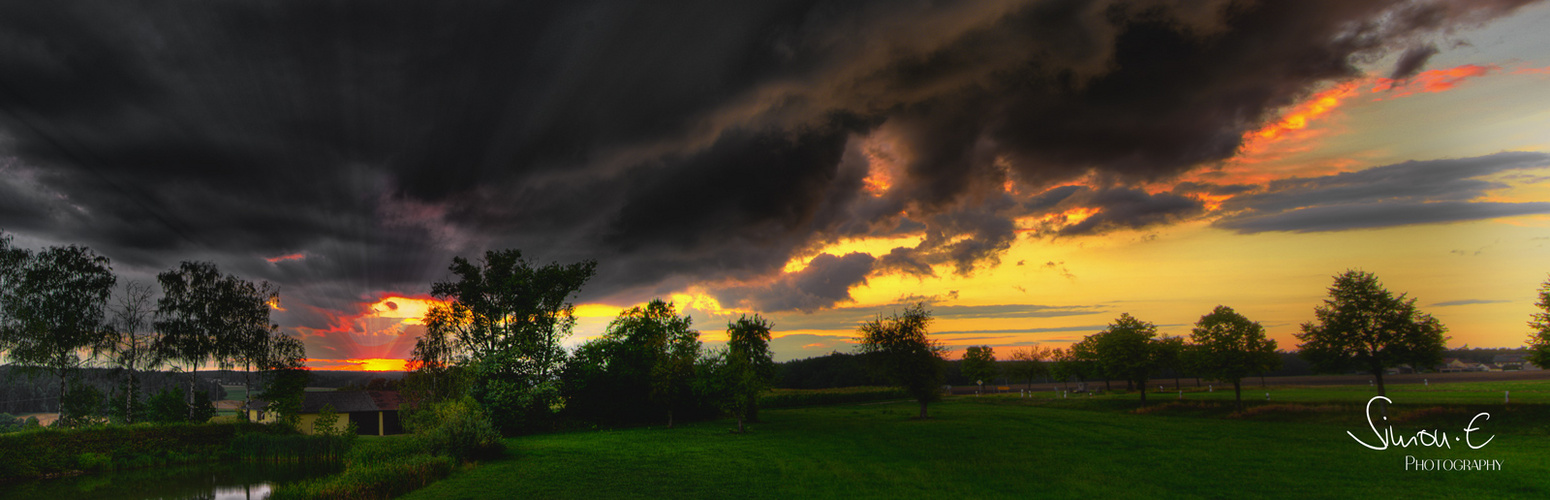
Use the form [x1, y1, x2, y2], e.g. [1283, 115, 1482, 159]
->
[96, 281, 161, 423]
[1007, 346, 1053, 388]
[1190, 305, 1279, 409]
[1153, 335, 1187, 390]
[961, 345, 998, 390]
[428, 249, 595, 434]
[154, 261, 275, 420]
[0, 243, 117, 420]
[1085, 313, 1161, 403]
[563, 300, 701, 427]
[722, 315, 775, 430]
[1295, 270, 1448, 397]
[1528, 276, 1550, 369]
[856, 303, 945, 419]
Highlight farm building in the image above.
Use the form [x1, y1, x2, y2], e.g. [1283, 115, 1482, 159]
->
[246, 390, 404, 436]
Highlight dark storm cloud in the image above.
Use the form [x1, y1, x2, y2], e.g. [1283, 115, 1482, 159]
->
[0, 0, 1538, 336]
[1390, 44, 1441, 80]
[711, 252, 876, 312]
[1214, 152, 1550, 233]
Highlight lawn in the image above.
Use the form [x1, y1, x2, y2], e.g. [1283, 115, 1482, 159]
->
[405, 380, 1550, 499]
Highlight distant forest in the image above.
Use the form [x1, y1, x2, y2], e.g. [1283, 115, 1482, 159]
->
[773, 347, 1533, 390]
[0, 366, 403, 414]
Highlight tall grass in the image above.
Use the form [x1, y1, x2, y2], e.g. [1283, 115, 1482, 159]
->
[268, 436, 454, 500]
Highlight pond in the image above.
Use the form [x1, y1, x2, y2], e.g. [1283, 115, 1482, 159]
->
[0, 461, 342, 500]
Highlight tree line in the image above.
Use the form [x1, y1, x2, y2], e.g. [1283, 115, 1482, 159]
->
[404, 249, 779, 434]
[0, 231, 307, 426]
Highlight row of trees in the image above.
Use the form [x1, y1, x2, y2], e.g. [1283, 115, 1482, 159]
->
[949, 270, 1452, 408]
[406, 250, 778, 434]
[0, 232, 306, 425]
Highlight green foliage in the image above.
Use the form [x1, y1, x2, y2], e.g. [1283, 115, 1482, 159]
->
[0, 243, 117, 420]
[562, 299, 708, 427]
[259, 367, 310, 429]
[1295, 270, 1449, 396]
[470, 377, 562, 435]
[720, 315, 775, 427]
[1006, 346, 1052, 387]
[855, 303, 945, 418]
[271, 450, 454, 500]
[411, 396, 503, 462]
[0, 412, 24, 433]
[146, 387, 190, 424]
[1191, 305, 1280, 407]
[421, 249, 595, 435]
[1078, 313, 1162, 401]
[314, 404, 341, 435]
[190, 390, 217, 423]
[0, 421, 284, 482]
[1528, 276, 1550, 369]
[961, 345, 998, 386]
[230, 430, 353, 462]
[58, 378, 106, 427]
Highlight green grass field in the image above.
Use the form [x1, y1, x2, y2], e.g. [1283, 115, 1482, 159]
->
[405, 380, 1550, 499]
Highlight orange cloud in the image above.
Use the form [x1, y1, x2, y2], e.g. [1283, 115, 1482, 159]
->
[1372, 64, 1499, 99]
[266, 253, 306, 263]
[1513, 65, 1550, 75]
[296, 292, 448, 369]
[1244, 81, 1359, 150]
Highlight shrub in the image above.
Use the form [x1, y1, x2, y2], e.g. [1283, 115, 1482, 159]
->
[414, 397, 503, 462]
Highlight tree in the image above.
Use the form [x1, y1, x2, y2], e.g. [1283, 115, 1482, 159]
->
[96, 281, 161, 423]
[1190, 305, 1279, 408]
[1153, 335, 1187, 390]
[722, 315, 775, 431]
[961, 345, 998, 391]
[1085, 313, 1160, 403]
[154, 261, 275, 420]
[428, 249, 595, 434]
[1007, 346, 1053, 388]
[561, 300, 701, 428]
[1527, 276, 1550, 369]
[256, 329, 308, 428]
[1068, 335, 1109, 391]
[1296, 270, 1448, 396]
[856, 303, 945, 419]
[0, 244, 117, 420]
[431, 249, 596, 381]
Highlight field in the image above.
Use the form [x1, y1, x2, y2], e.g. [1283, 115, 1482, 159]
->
[403, 379, 1550, 499]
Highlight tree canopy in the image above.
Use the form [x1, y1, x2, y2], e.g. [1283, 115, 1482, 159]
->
[961, 345, 997, 388]
[1190, 305, 1279, 408]
[1295, 270, 1448, 396]
[1527, 276, 1550, 369]
[1083, 313, 1160, 402]
[0, 243, 117, 418]
[856, 303, 945, 418]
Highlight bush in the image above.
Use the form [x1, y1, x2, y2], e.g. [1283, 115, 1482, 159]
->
[0, 422, 285, 482]
[412, 397, 503, 462]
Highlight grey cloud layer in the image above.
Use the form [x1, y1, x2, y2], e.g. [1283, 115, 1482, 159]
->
[0, 0, 1537, 324]
[1214, 152, 1550, 233]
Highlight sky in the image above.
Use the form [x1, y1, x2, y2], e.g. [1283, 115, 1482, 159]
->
[1, 0, 1548, 370]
